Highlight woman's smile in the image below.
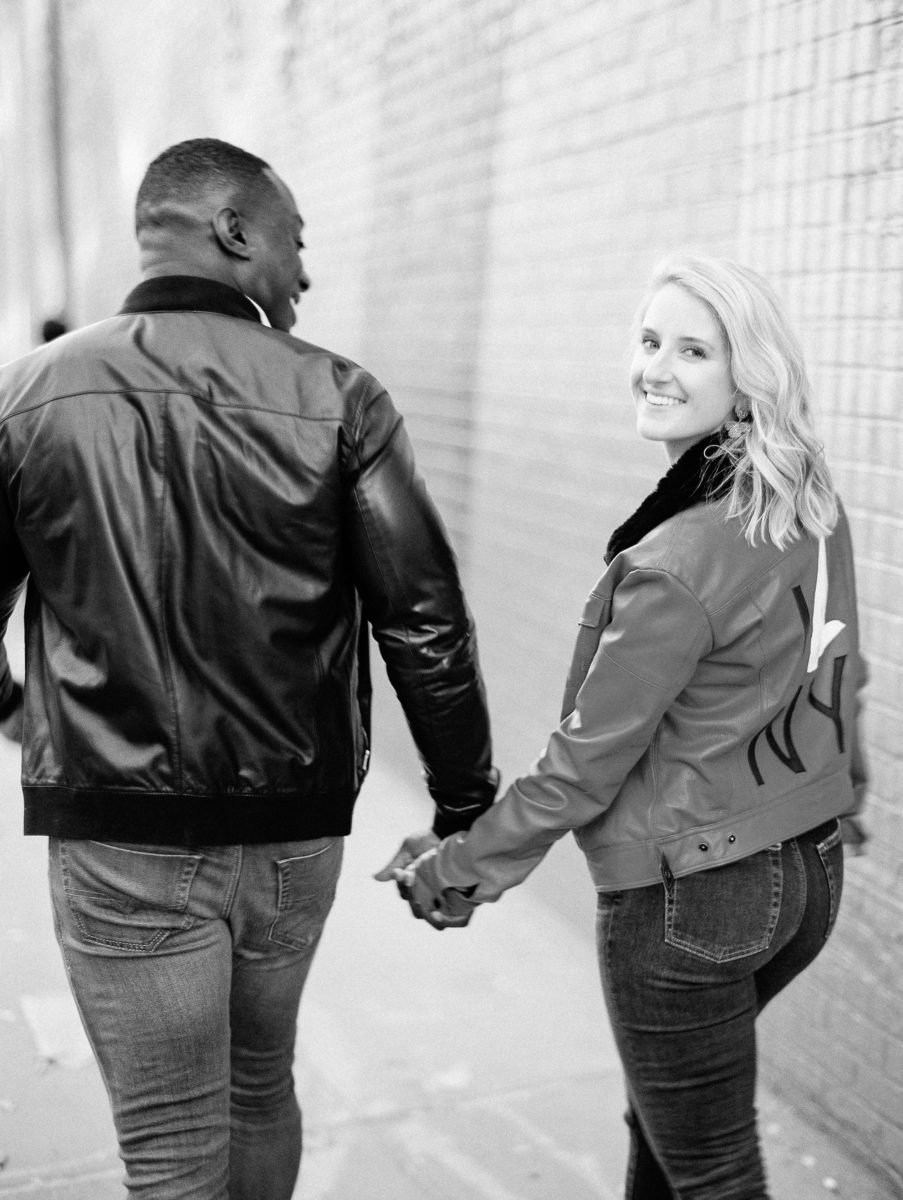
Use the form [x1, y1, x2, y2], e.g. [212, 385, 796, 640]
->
[643, 391, 686, 407]
[630, 283, 736, 462]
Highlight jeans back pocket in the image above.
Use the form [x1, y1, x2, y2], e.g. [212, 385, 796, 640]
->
[664, 847, 783, 963]
[814, 820, 844, 940]
[59, 840, 201, 953]
[268, 837, 343, 952]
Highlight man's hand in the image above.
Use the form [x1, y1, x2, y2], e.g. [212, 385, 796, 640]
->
[373, 829, 440, 882]
[393, 847, 480, 931]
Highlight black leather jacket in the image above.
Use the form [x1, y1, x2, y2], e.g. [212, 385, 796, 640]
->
[0, 277, 497, 843]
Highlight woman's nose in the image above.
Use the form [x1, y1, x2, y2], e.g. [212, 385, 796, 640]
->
[643, 349, 672, 386]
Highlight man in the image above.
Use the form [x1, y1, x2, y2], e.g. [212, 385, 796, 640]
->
[0, 138, 497, 1199]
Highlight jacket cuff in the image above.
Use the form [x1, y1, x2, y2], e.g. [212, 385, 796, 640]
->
[0, 680, 23, 722]
[433, 831, 502, 903]
[840, 814, 867, 855]
[431, 802, 489, 840]
[429, 767, 500, 839]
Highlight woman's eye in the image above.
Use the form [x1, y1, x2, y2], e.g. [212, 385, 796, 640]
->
[682, 346, 706, 358]
[641, 338, 658, 350]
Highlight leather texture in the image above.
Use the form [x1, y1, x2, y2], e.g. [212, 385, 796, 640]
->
[431, 497, 867, 897]
[0, 278, 497, 843]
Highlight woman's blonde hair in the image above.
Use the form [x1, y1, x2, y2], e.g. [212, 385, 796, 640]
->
[639, 252, 837, 548]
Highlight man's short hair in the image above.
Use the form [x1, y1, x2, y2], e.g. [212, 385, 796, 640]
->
[135, 138, 276, 233]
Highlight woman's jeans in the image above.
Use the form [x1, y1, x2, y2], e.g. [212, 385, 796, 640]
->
[596, 819, 844, 1200]
[48, 835, 343, 1200]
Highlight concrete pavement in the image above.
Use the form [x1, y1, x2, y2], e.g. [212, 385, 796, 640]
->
[0, 738, 896, 1198]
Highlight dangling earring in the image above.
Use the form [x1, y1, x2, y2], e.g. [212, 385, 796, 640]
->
[725, 404, 751, 439]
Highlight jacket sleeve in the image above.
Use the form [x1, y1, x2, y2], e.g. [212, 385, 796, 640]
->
[344, 384, 498, 835]
[849, 651, 869, 805]
[834, 502, 869, 850]
[0, 487, 27, 720]
[432, 567, 711, 900]
[840, 649, 869, 851]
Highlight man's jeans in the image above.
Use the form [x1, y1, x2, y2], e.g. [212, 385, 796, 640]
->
[49, 835, 343, 1199]
[596, 819, 843, 1200]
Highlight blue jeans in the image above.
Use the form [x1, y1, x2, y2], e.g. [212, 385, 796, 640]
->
[49, 835, 343, 1199]
[596, 819, 843, 1200]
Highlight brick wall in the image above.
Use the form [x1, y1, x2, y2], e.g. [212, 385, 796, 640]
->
[733, 1, 903, 1173]
[0, 0, 68, 358]
[10, 0, 903, 1183]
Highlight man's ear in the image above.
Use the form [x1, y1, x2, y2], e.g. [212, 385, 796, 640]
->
[212, 206, 252, 260]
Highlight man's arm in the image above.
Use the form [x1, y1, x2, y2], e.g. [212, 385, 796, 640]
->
[344, 384, 498, 848]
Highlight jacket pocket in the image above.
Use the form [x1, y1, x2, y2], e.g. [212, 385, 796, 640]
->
[664, 846, 783, 963]
[561, 590, 611, 718]
[268, 837, 343, 952]
[577, 591, 608, 629]
[58, 840, 201, 953]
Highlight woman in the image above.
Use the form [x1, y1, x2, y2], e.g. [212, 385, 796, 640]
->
[396, 253, 868, 1199]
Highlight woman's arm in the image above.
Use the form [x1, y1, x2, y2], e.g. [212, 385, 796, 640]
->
[424, 567, 712, 903]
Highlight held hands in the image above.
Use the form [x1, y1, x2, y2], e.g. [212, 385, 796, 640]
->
[374, 830, 480, 931]
[373, 828, 441, 881]
[394, 849, 479, 930]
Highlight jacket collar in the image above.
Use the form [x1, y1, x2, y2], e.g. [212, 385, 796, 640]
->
[119, 275, 263, 324]
[605, 433, 733, 564]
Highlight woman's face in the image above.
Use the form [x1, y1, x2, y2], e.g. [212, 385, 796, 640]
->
[630, 283, 736, 463]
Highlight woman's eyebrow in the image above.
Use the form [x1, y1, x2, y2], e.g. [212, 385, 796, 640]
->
[640, 325, 717, 350]
[678, 335, 717, 350]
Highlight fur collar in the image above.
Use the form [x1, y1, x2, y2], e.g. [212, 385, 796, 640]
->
[605, 433, 733, 565]
[120, 276, 263, 324]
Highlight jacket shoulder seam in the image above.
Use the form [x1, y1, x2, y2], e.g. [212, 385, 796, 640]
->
[620, 566, 713, 632]
[0, 388, 358, 427]
[621, 521, 809, 618]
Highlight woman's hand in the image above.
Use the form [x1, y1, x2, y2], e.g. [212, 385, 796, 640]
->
[394, 847, 480, 931]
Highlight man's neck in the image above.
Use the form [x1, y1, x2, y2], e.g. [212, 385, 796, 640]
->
[140, 260, 234, 287]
